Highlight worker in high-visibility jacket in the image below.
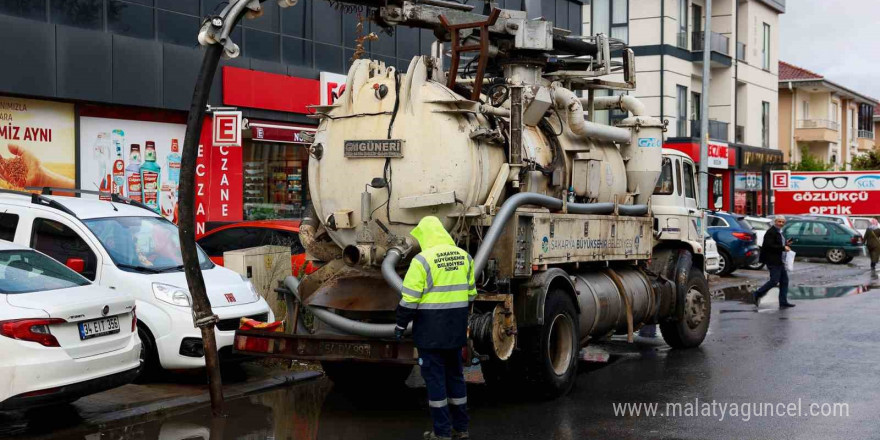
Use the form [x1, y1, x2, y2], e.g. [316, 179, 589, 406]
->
[395, 216, 477, 440]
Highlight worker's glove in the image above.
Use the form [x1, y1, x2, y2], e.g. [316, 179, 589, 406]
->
[394, 325, 405, 341]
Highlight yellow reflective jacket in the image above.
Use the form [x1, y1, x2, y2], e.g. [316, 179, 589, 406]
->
[395, 216, 476, 349]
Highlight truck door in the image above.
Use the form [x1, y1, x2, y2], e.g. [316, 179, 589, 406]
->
[681, 159, 702, 242]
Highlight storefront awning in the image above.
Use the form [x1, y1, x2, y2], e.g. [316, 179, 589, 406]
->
[247, 120, 316, 145]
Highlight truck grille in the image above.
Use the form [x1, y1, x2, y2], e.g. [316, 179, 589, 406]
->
[216, 313, 269, 331]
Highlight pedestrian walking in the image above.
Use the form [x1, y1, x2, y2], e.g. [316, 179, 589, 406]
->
[863, 219, 880, 270]
[753, 215, 795, 309]
[395, 216, 477, 440]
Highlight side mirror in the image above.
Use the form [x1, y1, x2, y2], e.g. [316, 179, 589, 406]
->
[65, 258, 85, 274]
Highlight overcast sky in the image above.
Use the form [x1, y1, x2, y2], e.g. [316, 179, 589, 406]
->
[779, 1, 880, 100]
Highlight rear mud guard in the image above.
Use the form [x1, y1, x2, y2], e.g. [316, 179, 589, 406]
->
[516, 268, 579, 327]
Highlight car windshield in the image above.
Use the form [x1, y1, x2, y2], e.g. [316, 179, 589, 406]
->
[747, 220, 770, 231]
[0, 250, 91, 294]
[83, 216, 213, 273]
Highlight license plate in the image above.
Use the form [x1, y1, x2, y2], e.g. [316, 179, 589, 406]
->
[319, 341, 372, 358]
[79, 316, 121, 340]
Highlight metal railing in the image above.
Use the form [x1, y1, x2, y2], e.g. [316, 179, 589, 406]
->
[692, 31, 730, 55]
[691, 119, 730, 141]
[858, 130, 875, 140]
[797, 119, 839, 131]
[677, 31, 688, 49]
[735, 125, 745, 143]
[736, 42, 746, 61]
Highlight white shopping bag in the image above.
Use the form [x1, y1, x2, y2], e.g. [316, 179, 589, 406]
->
[784, 251, 796, 271]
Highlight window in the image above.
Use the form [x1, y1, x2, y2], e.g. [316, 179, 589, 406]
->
[708, 215, 729, 228]
[197, 228, 269, 257]
[675, 158, 683, 196]
[264, 230, 305, 255]
[802, 101, 810, 119]
[683, 161, 696, 199]
[157, 0, 198, 15]
[677, 0, 688, 48]
[0, 250, 90, 294]
[31, 218, 98, 280]
[243, 141, 309, 220]
[803, 222, 829, 236]
[50, 0, 103, 30]
[108, 1, 155, 39]
[854, 219, 872, 230]
[158, 10, 200, 46]
[830, 102, 838, 123]
[762, 23, 771, 70]
[653, 158, 674, 195]
[691, 92, 701, 121]
[762, 101, 771, 148]
[0, 213, 18, 241]
[245, 29, 281, 62]
[592, 0, 628, 43]
[677, 86, 688, 137]
[0, 0, 46, 21]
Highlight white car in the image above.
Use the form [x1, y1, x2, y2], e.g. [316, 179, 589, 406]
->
[705, 236, 721, 274]
[743, 216, 771, 269]
[804, 214, 855, 230]
[0, 241, 140, 410]
[0, 191, 274, 376]
[850, 217, 874, 237]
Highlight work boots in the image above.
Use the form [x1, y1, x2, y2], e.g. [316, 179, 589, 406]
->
[423, 432, 451, 440]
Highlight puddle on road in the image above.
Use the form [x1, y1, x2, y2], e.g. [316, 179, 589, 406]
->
[787, 285, 872, 300]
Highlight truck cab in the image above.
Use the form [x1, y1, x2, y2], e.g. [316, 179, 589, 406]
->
[652, 149, 706, 267]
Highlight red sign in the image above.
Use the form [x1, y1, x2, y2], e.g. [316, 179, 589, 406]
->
[664, 140, 736, 168]
[224, 293, 237, 303]
[771, 170, 880, 215]
[213, 111, 241, 146]
[222, 67, 320, 114]
[250, 121, 316, 144]
[195, 117, 243, 237]
[707, 143, 728, 169]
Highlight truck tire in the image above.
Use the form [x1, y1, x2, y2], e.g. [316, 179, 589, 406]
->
[660, 267, 710, 349]
[321, 361, 412, 389]
[516, 289, 579, 398]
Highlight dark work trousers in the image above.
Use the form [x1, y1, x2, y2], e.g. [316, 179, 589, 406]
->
[755, 264, 790, 304]
[419, 348, 468, 437]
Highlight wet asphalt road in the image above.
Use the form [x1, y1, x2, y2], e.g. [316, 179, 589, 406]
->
[5, 264, 880, 440]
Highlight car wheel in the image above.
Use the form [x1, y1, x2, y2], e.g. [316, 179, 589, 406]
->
[660, 267, 711, 348]
[747, 260, 765, 270]
[826, 248, 847, 264]
[717, 249, 736, 276]
[135, 325, 160, 383]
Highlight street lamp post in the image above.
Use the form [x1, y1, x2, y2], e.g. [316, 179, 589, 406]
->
[698, 0, 712, 210]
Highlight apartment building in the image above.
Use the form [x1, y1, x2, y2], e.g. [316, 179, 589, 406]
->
[778, 62, 878, 169]
[583, 0, 785, 216]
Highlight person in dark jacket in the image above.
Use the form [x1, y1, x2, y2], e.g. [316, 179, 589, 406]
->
[864, 219, 880, 270]
[395, 216, 477, 440]
[753, 215, 795, 308]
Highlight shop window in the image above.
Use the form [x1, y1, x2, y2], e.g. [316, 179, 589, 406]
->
[283, 37, 314, 67]
[50, 0, 103, 30]
[157, 0, 198, 15]
[243, 141, 310, 220]
[108, 0, 155, 39]
[31, 218, 98, 281]
[0, 0, 46, 21]
[245, 29, 281, 62]
[0, 213, 18, 241]
[158, 10, 200, 46]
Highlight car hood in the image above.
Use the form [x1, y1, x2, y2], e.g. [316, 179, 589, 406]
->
[133, 266, 259, 308]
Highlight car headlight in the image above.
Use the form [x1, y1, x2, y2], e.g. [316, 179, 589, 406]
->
[152, 283, 192, 307]
[240, 275, 261, 302]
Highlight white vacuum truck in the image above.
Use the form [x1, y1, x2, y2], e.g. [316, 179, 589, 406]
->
[231, 0, 709, 397]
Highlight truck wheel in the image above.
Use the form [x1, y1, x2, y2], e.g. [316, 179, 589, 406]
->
[517, 289, 579, 398]
[321, 361, 413, 389]
[660, 267, 711, 349]
[717, 249, 736, 276]
[135, 324, 160, 383]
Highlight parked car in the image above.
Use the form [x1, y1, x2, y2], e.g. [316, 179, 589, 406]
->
[197, 220, 315, 276]
[782, 219, 865, 264]
[743, 216, 772, 270]
[705, 235, 721, 274]
[804, 214, 855, 230]
[0, 190, 274, 378]
[850, 217, 874, 237]
[0, 241, 140, 410]
[706, 211, 760, 276]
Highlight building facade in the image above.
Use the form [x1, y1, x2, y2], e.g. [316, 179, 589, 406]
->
[777, 61, 878, 170]
[583, 0, 785, 216]
[0, 0, 583, 230]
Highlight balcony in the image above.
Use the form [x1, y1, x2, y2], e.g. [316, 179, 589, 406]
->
[677, 31, 688, 49]
[858, 130, 875, 152]
[691, 119, 730, 142]
[692, 31, 730, 56]
[736, 42, 746, 62]
[858, 130, 875, 140]
[795, 119, 839, 143]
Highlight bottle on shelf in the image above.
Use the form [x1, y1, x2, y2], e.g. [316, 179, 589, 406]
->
[140, 141, 162, 212]
[125, 144, 142, 202]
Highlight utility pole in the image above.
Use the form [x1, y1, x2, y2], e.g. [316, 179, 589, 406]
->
[699, 0, 712, 210]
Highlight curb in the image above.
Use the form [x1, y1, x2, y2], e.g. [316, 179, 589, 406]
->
[87, 370, 323, 427]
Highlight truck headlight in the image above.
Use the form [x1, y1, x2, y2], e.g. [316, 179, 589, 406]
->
[240, 275, 261, 302]
[152, 283, 192, 307]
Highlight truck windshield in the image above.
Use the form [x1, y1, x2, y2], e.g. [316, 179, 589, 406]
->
[653, 158, 674, 195]
[0, 250, 90, 294]
[83, 216, 214, 273]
